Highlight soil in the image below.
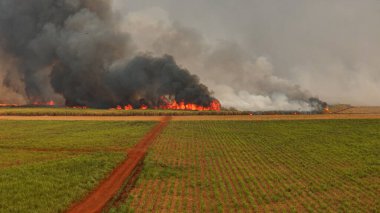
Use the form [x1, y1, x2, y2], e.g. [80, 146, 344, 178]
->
[336, 106, 380, 114]
[66, 116, 171, 213]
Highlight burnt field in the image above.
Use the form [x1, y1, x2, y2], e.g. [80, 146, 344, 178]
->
[335, 106, 380, 114]
[0, 117, 379, 212]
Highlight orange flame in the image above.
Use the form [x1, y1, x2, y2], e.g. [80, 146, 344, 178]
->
[124, 104, 133, 110]
[0, 103, 20, 107]
[159, 96, 221, 111]
[109, 97, 221, 111]
[140, 104, 148, 110]
[32, 100, 56, 106]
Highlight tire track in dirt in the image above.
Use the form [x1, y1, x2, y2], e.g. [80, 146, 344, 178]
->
[67, 116, 171, 213]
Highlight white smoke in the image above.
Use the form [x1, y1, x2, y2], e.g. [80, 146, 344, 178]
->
[118, 7, 317, 111]
[116, 0, 380, 107]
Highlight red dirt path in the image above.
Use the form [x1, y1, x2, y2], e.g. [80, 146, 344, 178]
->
[67, 116, 171, 213]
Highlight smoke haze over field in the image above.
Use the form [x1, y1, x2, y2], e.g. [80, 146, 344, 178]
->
[114, 0, 380, 108]
[1, 0, 377, 110]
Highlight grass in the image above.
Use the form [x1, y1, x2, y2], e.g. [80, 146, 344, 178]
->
[0, 149, 78, 168]
[0, 153, 125, 213]
[0, 121, 155, 150]
[111, 119, 380, 212]
[0, 120, 155, 213]
[0, 107, 245, 116]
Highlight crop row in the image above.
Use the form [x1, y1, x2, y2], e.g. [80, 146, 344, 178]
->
[0, 120, 155, 213]
[111, 120, 380, 212]
[0, 107, 246, 116]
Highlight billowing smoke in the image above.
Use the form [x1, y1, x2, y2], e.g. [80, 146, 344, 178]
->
[117, 1, 380, 108]
[118, 7, 327, 111]
[52, 54, 213, 108]
[0, 0, 329, 111]
[0, 0, 214, 108]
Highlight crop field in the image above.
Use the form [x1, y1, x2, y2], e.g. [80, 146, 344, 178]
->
[110, 120, 380, 212]
[327, 105, 352, 113]
[0, 118, 379, 213]
[0, 107, 244, 116]
[0, 121, 155, 213]
[336, 107, 380, 114]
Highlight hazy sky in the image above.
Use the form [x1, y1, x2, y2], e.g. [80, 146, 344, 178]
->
[115, 0, 380, 106]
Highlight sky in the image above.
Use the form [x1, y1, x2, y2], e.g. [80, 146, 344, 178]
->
[114, 0, 380, 107]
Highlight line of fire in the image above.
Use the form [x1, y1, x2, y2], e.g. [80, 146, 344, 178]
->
[0, 96, 222, 112]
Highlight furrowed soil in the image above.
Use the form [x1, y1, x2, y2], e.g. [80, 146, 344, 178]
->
[110, 120, 380, 212]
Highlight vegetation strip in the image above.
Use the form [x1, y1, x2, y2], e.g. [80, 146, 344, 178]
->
[67, 116, 171, 213]
[118, 120, 379, 212]
[0, 146, 127, 153]
[0, 108, 244, 116]
[2, 114, 380, 122]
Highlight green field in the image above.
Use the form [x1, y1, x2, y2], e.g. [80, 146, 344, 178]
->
[0, 121, 155, 213]
[0, 119, 379, 212]
[110, 120, 380, 212]
[0, 107, 244, 116]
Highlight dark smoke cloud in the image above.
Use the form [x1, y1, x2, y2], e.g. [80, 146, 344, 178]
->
[52, 54, 213, 108]
[107, 55, 213, 107]
[0, 0, 215, 108]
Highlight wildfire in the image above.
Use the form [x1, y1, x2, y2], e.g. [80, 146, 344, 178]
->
[140, 105, 148, 110]
[323, 106, 330, 114]
[159, 96, 221, 111]
[32, 100, 56, 106]
[110, 96, 221, 111]
[0, 100, 56, 107]
[124, 105, 133, 110]
[0, 103, 20, 107]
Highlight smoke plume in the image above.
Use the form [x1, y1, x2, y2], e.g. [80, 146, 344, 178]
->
[117, 1, 380, 108]
[118, 7, 326, 111]
[0, 0, 215, 108]
[0, 0, 331, 111]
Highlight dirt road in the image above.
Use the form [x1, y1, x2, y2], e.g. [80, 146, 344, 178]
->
[67, 116, 171, 213]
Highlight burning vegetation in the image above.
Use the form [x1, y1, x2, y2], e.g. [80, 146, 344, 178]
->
[0, 0, 327, 112]
[0, 0, 221, 111]
[111, 97, 221, 111]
